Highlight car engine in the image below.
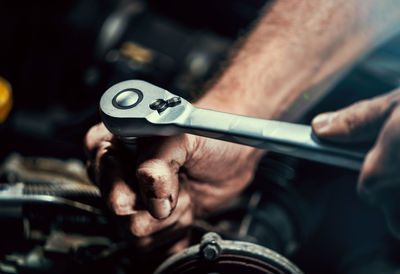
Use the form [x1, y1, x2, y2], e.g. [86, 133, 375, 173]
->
[1, 1, 400, 273]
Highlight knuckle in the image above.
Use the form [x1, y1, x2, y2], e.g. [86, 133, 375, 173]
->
[388, 88, 400, 104]
[130, 218, 152, 237]
[110, 204, 126, 216]
[109, 190, 135, 216]
[83, 125, 96, 150]
[84, 123, 104, 150]
[84, 123, 114, 160]
[343, 115, 358, 135]
[97, 143, 120, 169]
[137, 168, 176, 200]
[136, 168, 156, 190]
[340, 102, 366, 132]
[136, 160, 170, 185]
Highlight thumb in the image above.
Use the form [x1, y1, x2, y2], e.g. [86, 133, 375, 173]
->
[311, 94, 394, 143]
[136, 135, 189, 219]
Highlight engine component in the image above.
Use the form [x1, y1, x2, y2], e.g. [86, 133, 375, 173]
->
[0, 77, 12, 124]
[154, 232, 303, 274]
[2, 1, 400, 273]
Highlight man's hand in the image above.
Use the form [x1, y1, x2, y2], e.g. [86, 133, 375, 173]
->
[312, 88, 400, 237]
[84, 0, 400, 251]
[84, 123, 263, 250]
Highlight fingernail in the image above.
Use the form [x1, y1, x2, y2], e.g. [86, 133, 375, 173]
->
[149, 198, 171, 219]
[312, 113, 334, 133]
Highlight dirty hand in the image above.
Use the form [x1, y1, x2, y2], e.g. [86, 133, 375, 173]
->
[84, 122, 263, 250]
[312, 87, 400, 237]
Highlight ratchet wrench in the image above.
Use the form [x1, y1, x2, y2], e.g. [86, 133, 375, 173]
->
[100, 80, 367, 171]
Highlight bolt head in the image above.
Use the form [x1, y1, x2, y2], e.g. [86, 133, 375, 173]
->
[202, 244, 220, 261]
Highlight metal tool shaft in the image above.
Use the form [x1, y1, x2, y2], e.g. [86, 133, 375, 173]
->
[176, 107, 365, 170]
[100, 80, 366, 171]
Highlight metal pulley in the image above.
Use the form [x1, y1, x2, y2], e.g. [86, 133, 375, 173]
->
[154, 232, 303, 274]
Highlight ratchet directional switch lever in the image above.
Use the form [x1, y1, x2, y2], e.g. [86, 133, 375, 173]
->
[100, 80, 367, 171]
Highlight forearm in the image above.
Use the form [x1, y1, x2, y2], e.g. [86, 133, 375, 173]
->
[196, 0, 400, 121]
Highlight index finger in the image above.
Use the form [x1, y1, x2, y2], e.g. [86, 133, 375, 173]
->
[136, 135, 189, 219]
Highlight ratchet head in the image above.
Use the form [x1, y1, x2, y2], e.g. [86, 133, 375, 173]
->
[100, 80, 191, 137]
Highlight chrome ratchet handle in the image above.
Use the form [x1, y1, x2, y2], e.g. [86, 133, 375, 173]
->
[100, 80, 366, 171]
[177, 108, 365, 170]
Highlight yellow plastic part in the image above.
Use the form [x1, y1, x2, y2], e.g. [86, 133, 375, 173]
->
[120, 42, 153, 64]
[0, 77, 12, 123]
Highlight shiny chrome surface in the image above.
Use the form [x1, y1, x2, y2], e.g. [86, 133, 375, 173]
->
[100, 80, 366, 170]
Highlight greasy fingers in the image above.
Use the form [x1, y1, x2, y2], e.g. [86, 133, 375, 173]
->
[136, 136, 188, 219]
[127, 188, 192, 237]
[311, 93, 394, 143]
[84, 123, 195, 249]
[85, 123, 137, 215]
[96, 147, 137, 215]
[106, 172, 137, 216]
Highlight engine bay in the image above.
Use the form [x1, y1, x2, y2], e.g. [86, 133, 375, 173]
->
[1, 1, 400, 273]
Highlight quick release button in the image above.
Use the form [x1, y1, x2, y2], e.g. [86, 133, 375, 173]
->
[113, 89, 143, 109]
[115, 90, 139, 107]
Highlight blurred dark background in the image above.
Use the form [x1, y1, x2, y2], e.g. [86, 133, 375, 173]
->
[0, 0, 267, 160]
[1, 0, 400, 273]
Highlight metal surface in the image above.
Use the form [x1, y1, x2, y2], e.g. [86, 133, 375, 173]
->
[100, 80, 367, 170]
[114, 89, 141, 108]
[0, 183, 102, 215]
[154, 232, 303, 274]
[200, 232, 222, 261]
